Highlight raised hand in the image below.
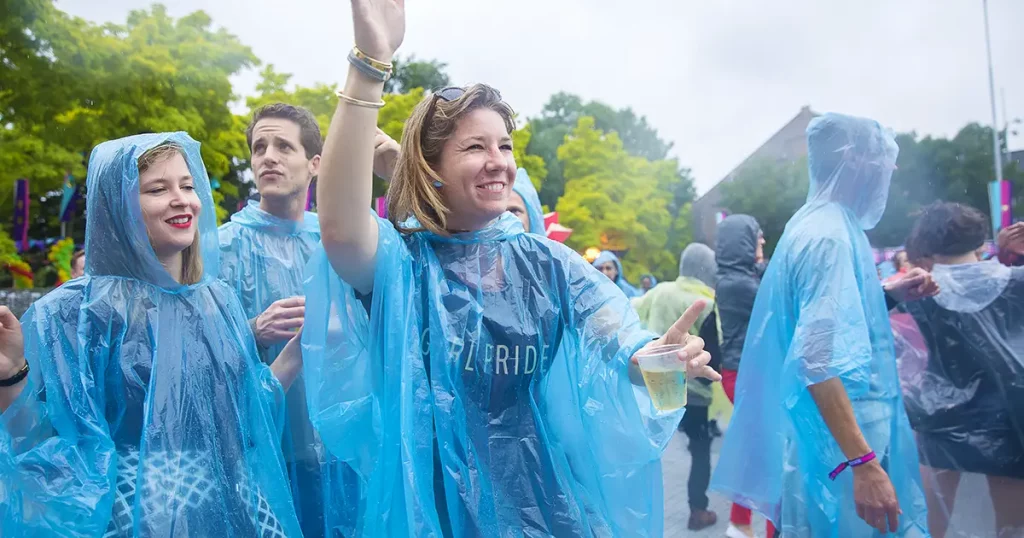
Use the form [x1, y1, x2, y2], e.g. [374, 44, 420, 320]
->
[632, 300, 720, 381]
[351, 0, 406, 62]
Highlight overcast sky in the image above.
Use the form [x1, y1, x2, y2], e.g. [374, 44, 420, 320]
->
[57, 0, 1023, 195]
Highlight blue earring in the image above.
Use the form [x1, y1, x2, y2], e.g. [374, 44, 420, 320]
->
[433, 180, 443, 188]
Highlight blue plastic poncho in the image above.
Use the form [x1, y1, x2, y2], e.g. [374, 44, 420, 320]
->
[592, 250, 642, 298]
[0, 133, 301, 537]
[710, 113, 928, 537]
[510, 168, 545, 235]
[218, 200, 357, 538]
[302, 211, 684, 537]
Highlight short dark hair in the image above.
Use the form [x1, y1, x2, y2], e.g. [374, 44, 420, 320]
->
[906, 202, 988, 262]
[246, 103, 323, 159]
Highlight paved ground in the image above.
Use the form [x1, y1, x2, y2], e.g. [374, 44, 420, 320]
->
[662, 431, 1001, 537]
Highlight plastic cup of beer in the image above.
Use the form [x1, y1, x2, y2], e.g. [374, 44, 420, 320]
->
[635, 344, 687, 412]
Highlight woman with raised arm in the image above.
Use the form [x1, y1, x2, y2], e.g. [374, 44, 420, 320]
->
[303, 1, 719, 537]
[0, 133, 303, 536]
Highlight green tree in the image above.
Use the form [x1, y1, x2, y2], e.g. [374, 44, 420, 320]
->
[383, 55, 451, 95]
[555, 117, 680, 282]
[0, 1, 257, 238]
[527, 92, 683, 209]
[719, 157, 809, 256]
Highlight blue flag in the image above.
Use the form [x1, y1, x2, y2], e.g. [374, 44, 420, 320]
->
[59, 172, 78, 222]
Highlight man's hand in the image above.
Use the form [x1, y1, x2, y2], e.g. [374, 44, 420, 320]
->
[372, 128, 400, 181]
[882, 267, 939, 303]
[997, 222, 1024, 256]
[254, 296, 305, 347]
[854, 460, 901, 534]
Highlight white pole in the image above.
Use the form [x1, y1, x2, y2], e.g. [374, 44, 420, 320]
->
[983, 0, 1003, 182]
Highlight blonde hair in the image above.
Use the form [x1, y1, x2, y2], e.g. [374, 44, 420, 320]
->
[137, 143, 204, 285]
[387, 84, 515, 236]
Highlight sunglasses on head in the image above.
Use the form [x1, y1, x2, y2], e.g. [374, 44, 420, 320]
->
[420, 86, 503, 141]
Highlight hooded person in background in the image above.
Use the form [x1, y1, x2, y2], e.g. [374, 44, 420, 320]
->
[712, 213, 766, 538]
[508, 168, 544, 235]
[592, 250, 642, 298]
[712, 113, 938, 537]
[633, 243, 719, 531]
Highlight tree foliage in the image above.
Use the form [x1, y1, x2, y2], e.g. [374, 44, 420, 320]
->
[719, 157, 809, 256]
[555, 117, 681, 282]
[383, 55, 451, 95]
[526, 92, 684, 210]
[0, 1, 257, 241]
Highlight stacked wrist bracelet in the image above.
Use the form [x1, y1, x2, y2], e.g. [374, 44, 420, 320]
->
[347, 46, 393, 82]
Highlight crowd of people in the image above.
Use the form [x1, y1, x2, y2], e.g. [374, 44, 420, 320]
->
[1, 2, 1022, 537]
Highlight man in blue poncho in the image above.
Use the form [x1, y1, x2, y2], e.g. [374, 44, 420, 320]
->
[218, 103, 399, 538]
[711, 113, 939, 537]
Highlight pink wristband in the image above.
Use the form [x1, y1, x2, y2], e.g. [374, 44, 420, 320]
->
[829, 450, 876, 481]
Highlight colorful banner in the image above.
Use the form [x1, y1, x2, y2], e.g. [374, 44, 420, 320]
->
[59, 172, 79, 222]
[988, 180, 1012, 237]
[306, 179, 316, 211]
[374, 196, 388, 219]
[13, 179, 30, 252]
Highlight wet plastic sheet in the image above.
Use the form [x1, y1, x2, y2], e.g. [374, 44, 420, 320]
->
[302, 212, 683, 537]
[218, 200, 359, 538]
[710, 113, 928, 537]
[0, 133, 300, 537]
[893, 260, 1024, 537]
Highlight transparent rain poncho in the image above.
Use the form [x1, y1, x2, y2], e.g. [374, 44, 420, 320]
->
[218, 200, 358, 538]
[510, 168, 545, 235]
[710, 113, 928, 537]
[592, 250, 642, 298]
[0, 133, 301, 537]
[892, 260, 1024, 536]
[302, 211, 683, 537]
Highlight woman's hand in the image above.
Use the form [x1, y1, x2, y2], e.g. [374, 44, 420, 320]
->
[0, 306, 25, 379]
[632, 301, 720, 381]
[351, 0, 406, 62]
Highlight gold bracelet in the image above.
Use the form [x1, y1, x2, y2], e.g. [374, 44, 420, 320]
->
[335, 90, 386, 109]
[352, 47, 393, 71]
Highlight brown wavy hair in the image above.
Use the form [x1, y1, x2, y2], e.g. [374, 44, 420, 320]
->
[387, 84, 515, 236]
[138, 144, 204, 285]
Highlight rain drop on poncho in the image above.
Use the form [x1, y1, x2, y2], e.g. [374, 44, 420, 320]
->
[710, 113, 928, 537]
[219, 200, 359, 538]
[0, 133, 301, 537]
[302, 211, 683, 537]
[592, 250, 642, 298]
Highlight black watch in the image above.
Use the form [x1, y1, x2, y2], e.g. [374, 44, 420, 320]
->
[0, 360, 29, 387]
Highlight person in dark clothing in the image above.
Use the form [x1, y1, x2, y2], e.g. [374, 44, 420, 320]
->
[713, 214, 767, 538]
[898, 202, 1024, 538]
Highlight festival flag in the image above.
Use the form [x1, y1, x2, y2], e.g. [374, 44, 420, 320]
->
[13, 179, 30, 252]
[543, 211, 573, 243]
[59, 172, 79, 222]
[375, 197, 388, 219]
[989, 180, 1012, 237]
